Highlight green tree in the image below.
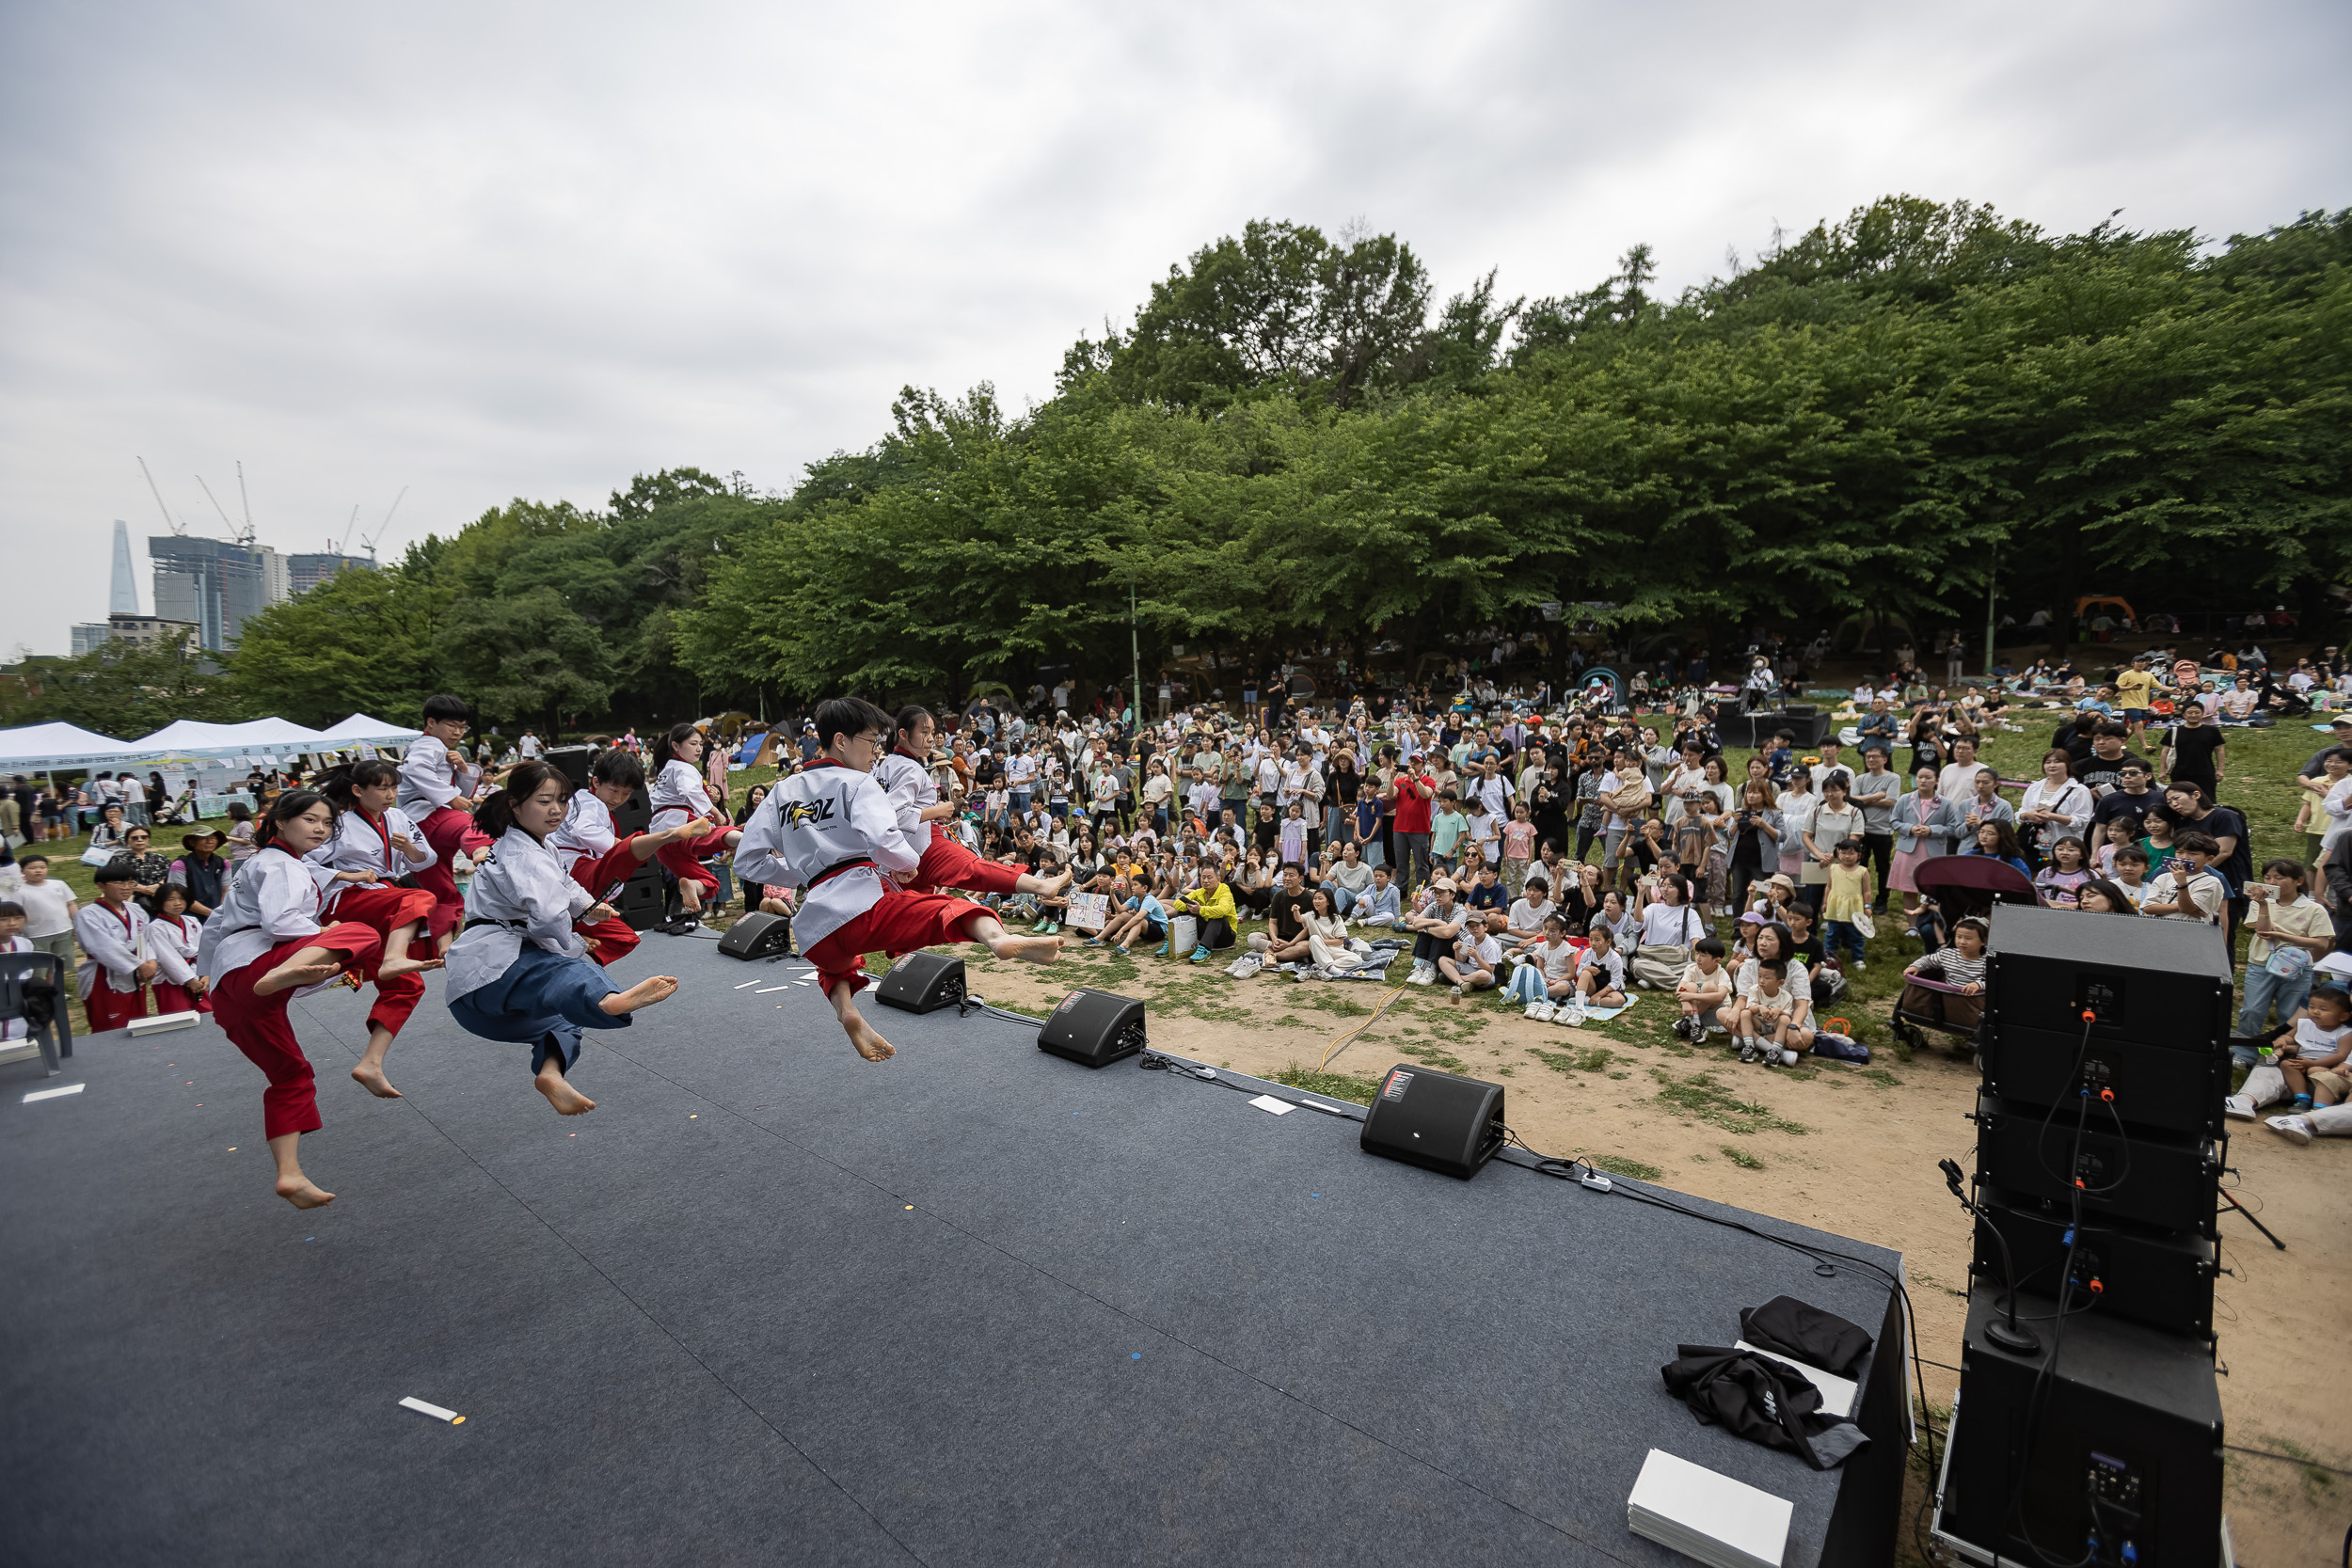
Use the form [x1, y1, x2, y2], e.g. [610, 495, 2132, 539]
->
[229, 563, 448, 726]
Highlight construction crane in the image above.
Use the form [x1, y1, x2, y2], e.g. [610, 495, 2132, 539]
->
[136, 456, 186, 534]
[195, 473, 240, 539]
[360, 486, 407, 562]
[339, 505, 362, 554]
[234, 459, 256, 546]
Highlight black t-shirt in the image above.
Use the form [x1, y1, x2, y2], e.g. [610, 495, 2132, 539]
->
[1787, 931, 1828, 976]
[1270, 887, 1313, 942]
[2193, 805, 2251, 888]
[2072, 753, 2129, 796]
[2090, 787, 2157, 832]
[2169, 725, 2225, 786]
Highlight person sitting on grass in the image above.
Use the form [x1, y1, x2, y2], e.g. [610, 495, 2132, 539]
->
[1251, 863, 1316, 965]
[1299, 887, 1356, 973]
[1529, 912, 1583, 1002]
[1174, 863, 1239, 963]
[1503, 874, 1554, 954]
[1438, 908, 1502, 999]
[1576, 920, 1628, 1008]
[1673, 934, 1732, 1043]
[1740, 958, 1816, 1067]
[1353, 863, 1403, 927]
[1402, 877, 1467, 985]
[1096, 875, 1168, 956]
[2224, 985, 2352, 1145]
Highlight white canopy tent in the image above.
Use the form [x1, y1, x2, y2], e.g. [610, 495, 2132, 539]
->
[0, 721, 148, 773]
[317, 713, 421, 746]
[126, 718, 330, 765]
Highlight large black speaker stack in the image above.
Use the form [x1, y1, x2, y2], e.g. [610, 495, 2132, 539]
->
[1933, 906, 2232, 1565]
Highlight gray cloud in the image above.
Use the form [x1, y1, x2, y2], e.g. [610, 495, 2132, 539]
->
[2, 0, 2344, 656]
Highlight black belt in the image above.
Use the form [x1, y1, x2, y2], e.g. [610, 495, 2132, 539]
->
[461, 917, 528, 933]
[810, 858, 877, 888]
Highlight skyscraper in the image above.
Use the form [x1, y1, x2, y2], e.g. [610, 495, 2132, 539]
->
[151, 535, 266, 651]
[109, 519, 140, 615]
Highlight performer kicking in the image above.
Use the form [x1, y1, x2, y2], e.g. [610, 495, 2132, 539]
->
[444, 761, 677, 1117]
[198, 792, 387, 1210]
[548, 749, 690, 965]
[74, 859, 155, 1033]
[397, 693, 497, 952]
[310, 760, 445, 1098]
[647, 723, 740, 928]
[736, 697, 1061, 1063]
[875, 705, 1071, 905]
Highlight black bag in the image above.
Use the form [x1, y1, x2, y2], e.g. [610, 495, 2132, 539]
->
[1740, 1293, 1873, 1376]
[1660, 1346, 1868, 1469]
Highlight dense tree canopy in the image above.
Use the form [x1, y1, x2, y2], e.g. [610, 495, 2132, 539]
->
[6, 198, 2344, 736]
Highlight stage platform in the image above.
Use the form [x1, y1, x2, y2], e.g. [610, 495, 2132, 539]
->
[2, 934, 1907, 1566]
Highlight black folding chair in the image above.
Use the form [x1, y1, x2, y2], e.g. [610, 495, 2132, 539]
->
[0, 951, 74, 1077]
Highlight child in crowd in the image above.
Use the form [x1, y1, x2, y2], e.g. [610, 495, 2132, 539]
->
[1502, 801, 1536, 897]
[2226, 986, 2352, 1144]
[1353, 863, 1403, 927]
[1577, 921, 1628, 1007]
[1438, 909, 1502, 999]
[2141, 832, 2225, 924]
[1820, 837, 1874, 970]
[1279, 801, 1308, 866]
[1672, 935, 1731, 1043]
[144, 882, 209, 1016]
[2110, 845, 2152, 910]
[2032, 835, 2093, 908]
[1740, 958, 1815, 1066]
[1430, 790, 1468, 873]
[1503, 874, 1554, 953]
[73, 860, 155, 1033]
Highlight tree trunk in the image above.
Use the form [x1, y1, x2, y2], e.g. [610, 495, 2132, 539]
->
[2046, 518, 2084, 663]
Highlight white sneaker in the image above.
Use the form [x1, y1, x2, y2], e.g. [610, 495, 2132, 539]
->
[1526, 1001, 1556, 1022]
[2224, 1094, 2257, 1121]
[2266, 1115, 2314, 1146]
[1780, 1049, 1802, 1068]
[1406, 965, 1434, 986]
[1851, 959, 1867, 971]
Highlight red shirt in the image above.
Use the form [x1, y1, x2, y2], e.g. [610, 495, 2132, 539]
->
[1391, 771, 1436, 834]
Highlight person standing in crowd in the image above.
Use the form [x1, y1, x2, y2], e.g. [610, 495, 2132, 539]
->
[14, 855, 76, 968]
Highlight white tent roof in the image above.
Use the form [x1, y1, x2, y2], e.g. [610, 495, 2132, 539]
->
[127, 717, 329, 761]
[0, 721, 145, 772]
[317, 713, 421, 744]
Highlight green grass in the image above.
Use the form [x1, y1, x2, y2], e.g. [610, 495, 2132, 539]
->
[1720, 1145, 1765, 1170]
[1394, 1042, 1470, 1072]
[1528, 1045, 1614, 1075]
[1593, 1153, 1664, 1181]
[1274, 1067, 1380, 1105]
[1652, 1069, 1810, 1136]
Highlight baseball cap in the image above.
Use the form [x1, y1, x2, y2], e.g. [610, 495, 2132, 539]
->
[1429, 877, 1458, 893]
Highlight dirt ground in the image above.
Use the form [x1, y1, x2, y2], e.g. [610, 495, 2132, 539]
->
[934, 939, 2352, 1566]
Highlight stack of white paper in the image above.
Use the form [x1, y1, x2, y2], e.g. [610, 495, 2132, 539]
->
[1628, 1449, 1791, 1568]
[127, 1011, 200, 1037]
[1734, 1340, 1859, 1418]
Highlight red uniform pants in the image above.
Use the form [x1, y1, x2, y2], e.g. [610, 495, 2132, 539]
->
[414, 806, 493, 939]
[326, 882, 438, 1037]
[566, 839, 648, 966]
[213, 922, 382, 1141]
[803, 883, 990, 997]
[654, 819, 731, 897]
[85, 983, 150, 1034]
[911, 835, 1024, 896]
[152, 981, 211, 1016]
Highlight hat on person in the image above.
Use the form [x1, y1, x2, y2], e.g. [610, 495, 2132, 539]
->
[182, 829, 225, 850]
[1737, 910, 1770, 927]
[1767, 873, 1796, 892]
[1429, 876, 1458, 893]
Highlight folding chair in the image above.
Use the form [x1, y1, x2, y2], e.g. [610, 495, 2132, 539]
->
[0, 950, 74, 1077]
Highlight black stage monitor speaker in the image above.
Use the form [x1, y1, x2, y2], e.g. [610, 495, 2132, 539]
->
[613, 785, 651, 835]
[1360, 1063, 1505, 1180]
[616, 864, 668, 930]
[1037, 988, 1146, 1067]
[1988, 905, 2233, 1052]
[876, 951, 967, 1015]
[1936, 1285, 2222, 1566]
[1973, 1182, 2217, 1340]
[717, 911, 793, 960]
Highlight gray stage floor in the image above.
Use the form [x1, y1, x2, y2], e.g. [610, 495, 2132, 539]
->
[1, 933, 1904, 1566]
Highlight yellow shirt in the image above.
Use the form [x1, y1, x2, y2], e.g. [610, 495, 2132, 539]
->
[2115, 670, 2155, 709]
[1823, 861, 1876, 923]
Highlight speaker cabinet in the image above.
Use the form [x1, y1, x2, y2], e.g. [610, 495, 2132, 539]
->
[616, 863, 668, 930]
[1973, 1183, 2217, 1340]
[543, 745, 595, 788]
[1037, 988, 1146, 1067]
[1359, 1063, 1505, 1180]
[613, 786, 651, 835]
[876, 951, 967, 1015]
[1936, 1285, 2222, 1567]
[717, 911, 793, 960]
[1979, 1024, 2233, 1139]
[1988, 905, 2233, 1050]
[1974, 1090, 2218, 1232]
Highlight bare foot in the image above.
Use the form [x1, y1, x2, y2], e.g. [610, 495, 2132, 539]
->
[276, 1174, 336, 1209]
[599, 975, 678, 1015]
[1045, 867, 1073, 895]
[991, 934, 1064, 966]
[842, 1010, 897, 1062]
[350, 1062, 403, 1099]
[377, 954, 445, 983]
[535, 1068, 597, 1115]
[255, 958, 346, 997]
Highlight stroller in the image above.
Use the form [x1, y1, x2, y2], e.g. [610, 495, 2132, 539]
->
[1886, 855, 2042, 1057]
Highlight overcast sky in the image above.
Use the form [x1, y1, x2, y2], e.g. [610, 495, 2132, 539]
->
[2, 0, 2345, 657]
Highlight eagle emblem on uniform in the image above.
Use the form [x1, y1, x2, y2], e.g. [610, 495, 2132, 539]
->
[779, 798, 832, 829]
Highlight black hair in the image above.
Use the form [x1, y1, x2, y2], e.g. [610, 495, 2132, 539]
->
[316, 758, 400, 814]
[894, 705, 933, 744]
[422, 693, 471, 724]
[2078, 879, 2136, 913]
[95, 863, 140, 891]
[590, 749, 646, 791]
[1694, 934, 1725, 958]
[226, 801, 252, 823]
[18, 854, 46, 869]
[1757, 957, 1787, 977]
[813, 697, 895, 753]
[143, 883, 189, 917]
[474, 760, 570, 841]
[254, 790, 333, 854]
[650, 722, 704, 771]
[0, 900, 23, 921]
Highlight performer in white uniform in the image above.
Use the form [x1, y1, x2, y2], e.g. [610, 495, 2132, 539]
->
[144, 883, 208, 1015]
[548, 749, 688, 964]
[874, 705, 1071, 903]
[444, 762, 677, 1117]
[397, 694, 497, 946]
[647, 722, 739, 923]
[736, 698, 1061, 1062]
[307, 759, 444, 1096]
[74, 859, 155, 1033]
[197, 791, 385, 1209]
